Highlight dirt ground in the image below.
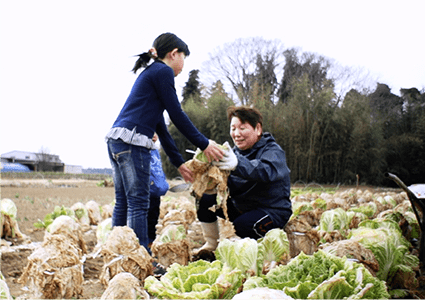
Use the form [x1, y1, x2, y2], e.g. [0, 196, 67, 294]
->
[1, 178, 194, 299]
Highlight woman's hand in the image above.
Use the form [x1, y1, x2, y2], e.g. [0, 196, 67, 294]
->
[203, 140, 224, 162]
[212, 141, 238, 171]
[178, 163, 194, 183]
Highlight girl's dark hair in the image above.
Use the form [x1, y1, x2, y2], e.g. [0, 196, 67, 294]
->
[131, 32, 190, 73]
[227, 105, 263, 129]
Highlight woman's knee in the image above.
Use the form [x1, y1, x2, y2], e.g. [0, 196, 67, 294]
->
[233, 213, 275, 239]
[197, 194, 219, 222]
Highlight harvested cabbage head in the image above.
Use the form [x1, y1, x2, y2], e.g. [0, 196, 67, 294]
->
[193, 144, 229, 163]
[232, 287, 293, 299]
[1, 198, 17, 218]
[215, 238, 265, 276]
[144, 259, 244, 299]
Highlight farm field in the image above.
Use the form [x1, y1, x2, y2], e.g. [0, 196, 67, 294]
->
[1, 178, 117, 298]
[1, 177, 425, 299]
[1, 177, 198, 299]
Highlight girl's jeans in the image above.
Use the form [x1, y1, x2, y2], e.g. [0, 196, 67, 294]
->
[107, 138, 151, 250]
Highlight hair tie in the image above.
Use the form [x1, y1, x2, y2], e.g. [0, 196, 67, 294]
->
[149, 47, 158, 59]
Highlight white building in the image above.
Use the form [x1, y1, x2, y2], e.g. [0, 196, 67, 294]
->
[64, 164, 83, 174]
[1, 150, 64, 172]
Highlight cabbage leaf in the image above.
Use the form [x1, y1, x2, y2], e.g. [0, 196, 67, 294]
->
[318, 208, 350, 232]
[258, 229, 290, 264]
[215, 238, 264, 276]
[350, 226, 419, 283]
[243, 250, 390, 299]
[144, 260, 244, 299]
[0, 199, 17, 219]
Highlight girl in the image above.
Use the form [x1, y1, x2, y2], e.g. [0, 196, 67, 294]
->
[105, 33, 223, 251]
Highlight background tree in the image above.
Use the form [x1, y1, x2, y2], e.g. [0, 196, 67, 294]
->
[278, 75, 336, 182]
[159, 37, 424, 187]
[36, 146, 53, 172]
[181, 69, 202, 106]
[202, 37, 285, 105]
[338, 89, 386, 185]
[277, 48, 333, 104]
[369, 83, 404, 138]
[203, 81, 236, 144]
[253, 54, 278, 104]
[381, 87, 425, 185]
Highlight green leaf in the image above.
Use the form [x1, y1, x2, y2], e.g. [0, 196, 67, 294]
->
[258, 229, 290, 263]
[144, 260, 244, 299]
[318, 208, 350, 232]
[215, 238, 264, 276]
[243, 250, 390, 299]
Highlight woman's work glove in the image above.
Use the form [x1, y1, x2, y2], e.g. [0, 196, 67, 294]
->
[212, 141, 238, 171]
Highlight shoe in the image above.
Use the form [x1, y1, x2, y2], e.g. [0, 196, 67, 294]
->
[193, 249, 216, 262]
[193, 221, 220, 256]
[152, 261, 167, 277]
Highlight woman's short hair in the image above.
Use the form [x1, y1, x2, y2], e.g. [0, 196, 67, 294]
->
[227, 106, 263, 129]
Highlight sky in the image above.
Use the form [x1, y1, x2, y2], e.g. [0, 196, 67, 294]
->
[1, 0, 424, 169]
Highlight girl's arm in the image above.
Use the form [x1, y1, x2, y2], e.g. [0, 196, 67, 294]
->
[156, 118, 194, 182]
[154, 67, 209, 150]
[155, 117, 185, 168]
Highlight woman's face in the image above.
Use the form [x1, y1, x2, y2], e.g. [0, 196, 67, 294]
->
[230, 116, 262, 151]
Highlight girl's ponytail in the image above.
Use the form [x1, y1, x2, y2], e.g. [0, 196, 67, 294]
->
[131, 48, 157, 73]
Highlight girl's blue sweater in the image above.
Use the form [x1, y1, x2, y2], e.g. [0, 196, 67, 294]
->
[111, 61, 209, 167]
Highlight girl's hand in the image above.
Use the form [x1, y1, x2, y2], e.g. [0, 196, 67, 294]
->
[203, 140, 224, 162]
[178, 163, 194, 183]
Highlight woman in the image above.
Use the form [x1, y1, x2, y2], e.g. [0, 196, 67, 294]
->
[195, 105, 292, 255]
[106, 33, 223, 251]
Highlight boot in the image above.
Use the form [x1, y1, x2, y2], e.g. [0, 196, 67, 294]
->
[194, 221, 219, 257]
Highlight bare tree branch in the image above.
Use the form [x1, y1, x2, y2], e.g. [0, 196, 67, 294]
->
[201, 37, 285, 105]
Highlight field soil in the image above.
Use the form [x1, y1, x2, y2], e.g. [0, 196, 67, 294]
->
[1, 178, 118, 298]
[0, 178, 194, 299]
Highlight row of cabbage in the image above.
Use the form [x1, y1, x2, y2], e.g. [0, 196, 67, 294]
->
[144, 188, 420, 299]
[0, 195, 203, 299]
[1, 187, 421, 299]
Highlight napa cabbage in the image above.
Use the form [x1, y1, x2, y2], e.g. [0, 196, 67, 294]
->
[243, 250, 390, 299]
[376, 195, 397, 208]
[232, 287, 293, 299]
[349, 226, 419, 283]
[33, 205, 75, 229]
[215, 238, 264, 276]
[357, 218, 401, 231]
[158, 224, 186, 243]
[0, 199, 17, 219]
[318, 208, 350, 232]
[404, 211, 420, 239]
[258, 228, 290, 264]
[349, 203, 377, 218]
[96, 218, 112, 245]
[144, 260, 244, 299]
[291, 201, 313, 218]
[347, 210, 368, 224]
[194, 144, 229, 163]
[1, 276, 12, 300]
[312, 197, 327, 210]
